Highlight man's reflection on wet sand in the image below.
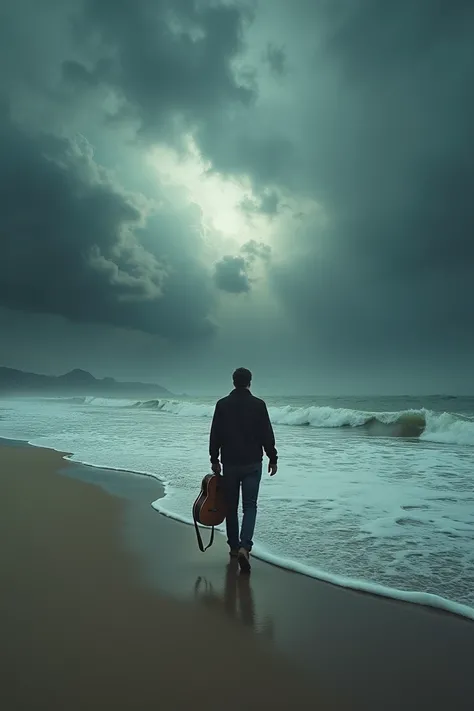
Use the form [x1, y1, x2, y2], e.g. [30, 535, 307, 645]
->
[194, 561, 274, 640]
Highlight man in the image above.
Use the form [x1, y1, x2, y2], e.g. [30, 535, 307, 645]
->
[209, 367, 278, 572]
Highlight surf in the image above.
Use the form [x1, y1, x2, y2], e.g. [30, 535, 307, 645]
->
[115, 399, 474, 447]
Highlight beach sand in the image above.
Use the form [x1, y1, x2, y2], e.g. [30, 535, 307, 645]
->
[1, 441, 473, 710]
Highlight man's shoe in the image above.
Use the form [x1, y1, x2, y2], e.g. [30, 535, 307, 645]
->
[238, 547, 251, 573]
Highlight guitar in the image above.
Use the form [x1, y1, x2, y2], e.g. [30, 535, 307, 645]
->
[192, 474, 227, 552]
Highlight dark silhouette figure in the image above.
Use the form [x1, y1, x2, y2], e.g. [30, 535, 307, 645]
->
[209, 368, 278, 572]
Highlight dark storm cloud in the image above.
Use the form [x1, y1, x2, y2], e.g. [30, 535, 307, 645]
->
[202, 0, 474, 356]
[319, 0, 474, 81]
[290, 0, 474, 352]
[2, 0, 474, 375]
[67, 0, 256, 138]
[0, 112, 164, 331]
[1, 0, 255, 342]
[213, 240, 271, 293]
[213, 256, 250, 294]
[0, 107, 214, 339]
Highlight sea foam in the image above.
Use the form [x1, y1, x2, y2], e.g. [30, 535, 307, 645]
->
[88, 397, 474, 447]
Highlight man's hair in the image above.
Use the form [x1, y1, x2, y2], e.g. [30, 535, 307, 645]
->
[232, 367, 252, 388]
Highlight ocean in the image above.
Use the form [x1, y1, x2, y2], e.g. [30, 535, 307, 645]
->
[1, 393, 474, 620]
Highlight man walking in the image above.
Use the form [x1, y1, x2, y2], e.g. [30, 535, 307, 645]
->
[209, 368, 278, 572]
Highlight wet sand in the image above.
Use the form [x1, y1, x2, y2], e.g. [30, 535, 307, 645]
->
[1, 440, 474, 710]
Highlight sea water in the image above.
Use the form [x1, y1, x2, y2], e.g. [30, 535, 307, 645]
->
[1, 393, 473, 619]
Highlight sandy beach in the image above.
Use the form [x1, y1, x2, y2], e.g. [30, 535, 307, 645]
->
[1, 440, 474, 710]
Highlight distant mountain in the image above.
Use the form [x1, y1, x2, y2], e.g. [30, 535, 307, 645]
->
[0, 367, 172, 397]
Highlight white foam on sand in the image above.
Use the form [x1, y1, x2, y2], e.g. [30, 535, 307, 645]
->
[150, 495, 474, 621]
[248, 543, 474, 621]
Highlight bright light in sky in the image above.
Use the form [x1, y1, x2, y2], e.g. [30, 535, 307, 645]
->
[148, 136, 272, 249]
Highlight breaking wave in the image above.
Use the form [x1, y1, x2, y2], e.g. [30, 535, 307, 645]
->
[125, 399, 474, 447]
[130, 399, 213, 417]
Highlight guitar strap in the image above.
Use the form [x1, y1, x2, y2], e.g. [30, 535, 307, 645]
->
[193, 516, 215, 552]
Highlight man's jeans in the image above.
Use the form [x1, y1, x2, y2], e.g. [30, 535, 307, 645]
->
[222, 462, 262, 552]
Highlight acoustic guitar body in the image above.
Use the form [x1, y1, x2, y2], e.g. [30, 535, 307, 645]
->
[193, 474, 227, 527]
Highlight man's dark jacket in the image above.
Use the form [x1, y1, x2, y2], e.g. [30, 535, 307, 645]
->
[209, 388, 278, 467]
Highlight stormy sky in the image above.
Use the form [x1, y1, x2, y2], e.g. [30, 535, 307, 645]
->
[1, 0, 473, 395]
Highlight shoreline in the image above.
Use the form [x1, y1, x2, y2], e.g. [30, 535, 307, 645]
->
[1, 438, 474, 709]
[3, 435, 474, 623]
[0, 441, 327, 710]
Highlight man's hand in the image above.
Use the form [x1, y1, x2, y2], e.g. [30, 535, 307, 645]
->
[211, 460, 222, 475]
[268, 462, 277, 476]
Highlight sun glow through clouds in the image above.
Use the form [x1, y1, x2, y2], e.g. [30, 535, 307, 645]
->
[148, 136, 272, 250]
